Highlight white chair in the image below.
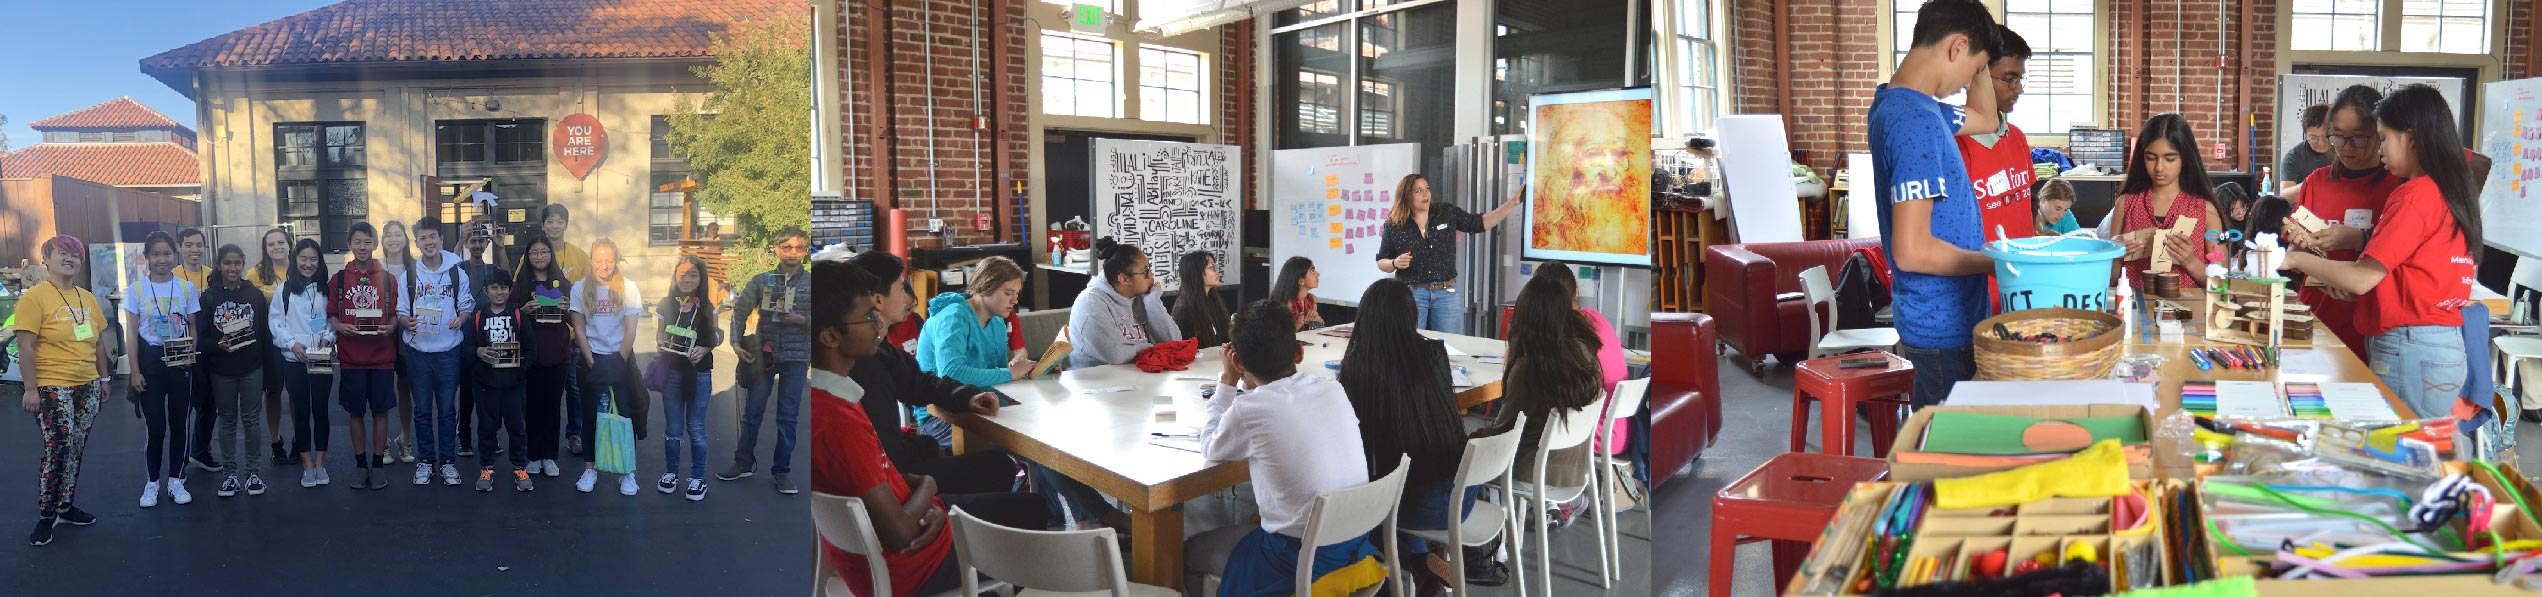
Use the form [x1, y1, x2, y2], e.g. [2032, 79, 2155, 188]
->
[811, 492, 1001, 597]
[1593, 379, 1651, 586]
[1200, 455, 1412, 597]
[1799, 265, 1899, 360]
[2494, 335, 2542, 414]
[945, 507, 1175, 596]
[1404, 413, 1528, 596]
[1504, 392, 1613, 596]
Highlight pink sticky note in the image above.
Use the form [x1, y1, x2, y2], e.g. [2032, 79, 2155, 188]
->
[1380, 191, 1391, 203]
[1364, 173, 1375, 184]
[1345, 244, 1356, 254]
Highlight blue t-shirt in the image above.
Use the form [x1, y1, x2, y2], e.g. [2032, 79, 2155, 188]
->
[1869, 84, 1988, 349]
[2049, 211, 2081, 234]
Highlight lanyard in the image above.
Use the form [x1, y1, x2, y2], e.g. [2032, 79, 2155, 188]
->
[45, 283, 94, 330]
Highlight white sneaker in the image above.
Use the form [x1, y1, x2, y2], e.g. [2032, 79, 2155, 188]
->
[313, 468, 331, 487]
[301, 469, 319, 488]
[685, 478, 707, 502]
[414, 463, 433, 486]
[165, 479, 193, 505]
[542, 460, 562, 477]
[576, 469, 598, 493]
[658, 472, 680, 494]
[139, 481, 160, 508]
[618, 474, 639, 496]
[441, 464, 461, 486]
[398, 436, 416, 463]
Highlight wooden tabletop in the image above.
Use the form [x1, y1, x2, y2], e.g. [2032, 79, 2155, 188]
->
[2122, 294, 2417, 419]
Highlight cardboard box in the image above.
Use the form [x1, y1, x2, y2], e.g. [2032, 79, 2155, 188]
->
[1784, 480, 2195, 596]
[1886, 404, 2163, 483]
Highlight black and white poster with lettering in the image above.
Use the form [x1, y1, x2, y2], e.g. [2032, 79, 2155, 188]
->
[1090, 139, 1243, 290]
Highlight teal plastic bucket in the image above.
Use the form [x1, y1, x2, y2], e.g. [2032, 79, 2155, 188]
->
[1984, 235, 2126, 313]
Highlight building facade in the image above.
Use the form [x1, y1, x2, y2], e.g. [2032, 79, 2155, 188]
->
[1, 97, 204, 200]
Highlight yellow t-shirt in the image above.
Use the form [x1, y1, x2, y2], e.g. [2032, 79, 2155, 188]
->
[250, 266, 285, 297]
[521, 241, 591, 283]
[11, 281, 105, 388]
[176, 264, 211, 292]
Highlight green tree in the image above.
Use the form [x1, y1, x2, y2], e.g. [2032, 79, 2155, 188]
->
[667, 15, 810, 281]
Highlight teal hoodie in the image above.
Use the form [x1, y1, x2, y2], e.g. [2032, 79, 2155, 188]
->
[915, 291, 1015, 392]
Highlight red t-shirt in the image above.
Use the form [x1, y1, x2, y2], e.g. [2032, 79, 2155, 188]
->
[886, 316, 923, 356]
[2293, 166, 2401, 350]
[327, 259, 401, 369]
[2356, 176, 2476, 337]
[814, 379, 952, 596]
[1960, 124, 2035, 313]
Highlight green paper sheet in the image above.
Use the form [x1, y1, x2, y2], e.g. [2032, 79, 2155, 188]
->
[1918, 412, 2149, 455]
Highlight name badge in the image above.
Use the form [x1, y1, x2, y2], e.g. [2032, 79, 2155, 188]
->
[2345, 208, 2374, 230]
[666, 325, 697, 340]
[1436, 223, 1449, 231]
[152, 315, 181, 340]
[351, 308, 383, 319]
[72, 322, 95, 342]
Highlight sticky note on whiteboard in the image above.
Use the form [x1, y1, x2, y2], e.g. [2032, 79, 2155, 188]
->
[1345, 244, 1355, 254]
[1330, 223, 1344, 234]
[1327, 188, 1341, 199]
[1327, 204, 1342, 216]
[1325, 175, 1339, 186]
[1329, 238, 1344, 249]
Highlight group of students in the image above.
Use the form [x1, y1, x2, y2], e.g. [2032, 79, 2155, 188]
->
[1879, 0, 2493, 440]
[15, 205, 818, 547]
[814, 172, 1625, 596]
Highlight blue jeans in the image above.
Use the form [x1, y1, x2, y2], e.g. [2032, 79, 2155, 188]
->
[2366, 326, 2468, 422]
[1897, 343, 1975, 408]
[402, 347, 462, 465]
[733, 360, 807, 475]
[1399, 484, 1486, 556]
[663, 369, 712, 480]
[1412, 286, 1466, 335]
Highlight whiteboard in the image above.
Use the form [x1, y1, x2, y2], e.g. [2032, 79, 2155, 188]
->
[2476, 76, 2542, 259]
[2277, 74, 2467, 176]
[1269, 144, 1421, 306]
[1090, 139, 1243, 291]
[1846, 152, 1880, 239]
[1718, 115, 1805, 243]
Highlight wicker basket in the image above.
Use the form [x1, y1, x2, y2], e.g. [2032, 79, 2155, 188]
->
[1974, 308, 2124, 381]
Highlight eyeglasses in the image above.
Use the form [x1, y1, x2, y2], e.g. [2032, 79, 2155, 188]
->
[2326, 132, 2375, 149]
[1993, 74, 2025, 88]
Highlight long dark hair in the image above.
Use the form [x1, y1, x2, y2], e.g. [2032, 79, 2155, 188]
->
[513, 234, 569, 289]
[1170, 250, 1228, 348]
[1505, 263, 1604, 424]
[2118, 113, 2216, 202]
[210, 244, 249, 290]
[1338, 278, 1464, 486]
[1092, 237, 1145, 289]
[281, 239, 329, 314]
[1269, 256, 1315, 307]
[2376, 84, 2483, 263]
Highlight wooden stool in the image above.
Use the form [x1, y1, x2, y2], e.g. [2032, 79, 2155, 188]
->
[1790, 351, 1915, 457]
[1708, 453, 1889, 597]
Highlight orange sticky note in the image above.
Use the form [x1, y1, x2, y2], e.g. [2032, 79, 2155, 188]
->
[1326, 188, 1341, 199]
[1325, 175, 1340, 186]
[1327, 204, 1342, 216]
[1328, 238, 1343, 249]
[1330, 223, 1344, 234]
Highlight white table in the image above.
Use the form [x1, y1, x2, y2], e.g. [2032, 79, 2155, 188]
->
[941, 325, 1507, 587]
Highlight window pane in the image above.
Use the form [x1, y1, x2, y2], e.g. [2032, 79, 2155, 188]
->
[1896, 12, 1919, 55]
[1495, 0, 1626, 135]
[1275, 22, 1349, 148]
[1368, 3, 1452, 143]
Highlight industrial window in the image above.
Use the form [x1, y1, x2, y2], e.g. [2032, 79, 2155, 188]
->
[1042, 32, 1120, 118]
[2004, 0, 2100, 135]
[2398, 0, 2488, 53]
[651, 116, 698, 245]
[435, 120, 545, 165]
[274, 123, 368, 251]
[1297, 70, 1343, 135]
[1138, 45, 1207, 124]
[2291, 0, 2385, 51]
[1358, 79, 1398, 139]
[1662, 0, 1722, 137]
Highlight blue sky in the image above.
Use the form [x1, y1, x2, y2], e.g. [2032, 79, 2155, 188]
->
[0, 0, 336, 150]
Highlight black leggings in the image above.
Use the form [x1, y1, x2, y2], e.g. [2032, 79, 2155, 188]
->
[285, 359, 333, 454]
[191, 355, 216, 460]
[525, 362, 569, 462]
[476, 383, 529, 471]
[136, 346, 194, 481]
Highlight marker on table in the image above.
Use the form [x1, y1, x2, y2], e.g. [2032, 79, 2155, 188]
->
[2188, 348, 2213, 371]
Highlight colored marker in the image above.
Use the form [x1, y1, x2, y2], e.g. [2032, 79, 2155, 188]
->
[2188, 348, 2213, 370]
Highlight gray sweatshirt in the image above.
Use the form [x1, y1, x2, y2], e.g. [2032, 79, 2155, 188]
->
[1066, 281, 1183, 370]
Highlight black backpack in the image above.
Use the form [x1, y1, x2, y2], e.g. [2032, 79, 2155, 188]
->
[1834, 252, 1890, 330]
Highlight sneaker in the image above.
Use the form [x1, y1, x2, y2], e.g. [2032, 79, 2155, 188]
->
[189, 455, 224, 473]
[576, 469, 598, 493]
[414, 463, 433, 486]
[300, 469, 317, 488]
[442, 464, 462, 486]
[458, 445, 475, 458]
[217, 476, 241, 498]
[30, 518, 55, 546]
[567, 434, 584, 456]
[514, 470, 534, 493]
[313, 468, 331, 487]
[658, 473, 680, 494]
[773, 475, 799, 495]
[271, 442, 291, 467]
[476, 470, 495, 492]
[353, 467, 371, 491]
[618, 474, 639, 496]
[542, 460, 562, 477]
[138, 481, 159, 508]
[717, 463, 755, 481]
[55, 507, 95, 526]
[685, 478, 707, 502]
[165, 479, 193, 505]
[398, 437, 416, 463]
[370, 467, 391, 490]
[246, 475, 267, 496]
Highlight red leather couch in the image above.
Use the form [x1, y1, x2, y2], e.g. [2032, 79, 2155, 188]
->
[1704, 238, 1884, 376]
[1650, 312, 1720, 490]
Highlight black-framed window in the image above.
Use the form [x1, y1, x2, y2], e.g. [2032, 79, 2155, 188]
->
[1274, 0, 1457, 178]
[1491, 0, 1641, 136]
[276, 123, 367, 250]
[436, 120, 544, 165]
[650, 116, 697, 245]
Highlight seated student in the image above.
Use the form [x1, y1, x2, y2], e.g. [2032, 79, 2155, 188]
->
[1869, 0, 2000, 406]
[1170, 250, 1231, 349]
[1485, 264, 1610, 492]
[1066, 238, 1182, 370]
[845, 251, 1022, 495]
[1186, 300, 1381, 595]
[913, 256, 1033, 450]
[2107, 114, 2226, 289]
[2279, 84, 2482, 423]
[1338, 279, 1506, 592]
[810, 259, 1046, 596]
[2033, 179, 2081, 236]
[2283, 85, 2399, 351]
[2215, 182, 2254, 240]
[1269, 257, 1326, 330]
[2280, 103, 2334, 196]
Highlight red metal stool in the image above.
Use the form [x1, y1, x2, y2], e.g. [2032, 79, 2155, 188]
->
[1790, 351, 1915, 457]
[1708, 453, 1890, 597]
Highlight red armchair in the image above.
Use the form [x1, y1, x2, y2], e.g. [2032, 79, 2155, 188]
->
[1704, 238, 1884, 376]
[1650, 312, 1720, 490]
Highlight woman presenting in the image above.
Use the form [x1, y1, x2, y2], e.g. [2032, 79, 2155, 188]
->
[1376, 174, 1523, 334]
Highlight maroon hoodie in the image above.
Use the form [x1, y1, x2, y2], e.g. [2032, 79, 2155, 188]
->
[328, 259, 401, 369]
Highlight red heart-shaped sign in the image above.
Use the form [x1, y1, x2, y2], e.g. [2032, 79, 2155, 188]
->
[552, 113, 608, 180]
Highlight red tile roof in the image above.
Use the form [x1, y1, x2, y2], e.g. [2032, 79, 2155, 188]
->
[142, 0, 799, 91]
[0, 143, 201, 187]
[26, 98, 189, 131]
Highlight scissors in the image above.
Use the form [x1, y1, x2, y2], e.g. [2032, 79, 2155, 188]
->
[2206, 229, 2244, 244]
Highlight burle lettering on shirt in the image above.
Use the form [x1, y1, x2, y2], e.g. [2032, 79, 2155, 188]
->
[1891, 177, 1949, 204]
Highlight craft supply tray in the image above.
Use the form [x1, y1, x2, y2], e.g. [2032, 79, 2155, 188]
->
[1787, 480, 2206, 596]
[2208, 461, 2542, 592]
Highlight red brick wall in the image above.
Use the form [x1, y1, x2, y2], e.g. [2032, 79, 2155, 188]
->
[1220, 23, 1259, 211]
[841, 0, 1029, 248]
[1732, 0, 2539, 180]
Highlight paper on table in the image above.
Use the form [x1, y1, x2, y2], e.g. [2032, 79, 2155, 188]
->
[1441, 342, 1471, 358]
[2211, 381, 2287, 418]
[1452, 367, 1474, 388]
[1082, 385, 1135, 394]
[1148, 436, 1203, 453]
[2318, 382, 2402, 421]
[1942, 380, 2159, 411]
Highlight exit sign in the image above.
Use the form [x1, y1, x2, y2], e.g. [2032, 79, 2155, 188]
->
[1069, 4, 1106, 34]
